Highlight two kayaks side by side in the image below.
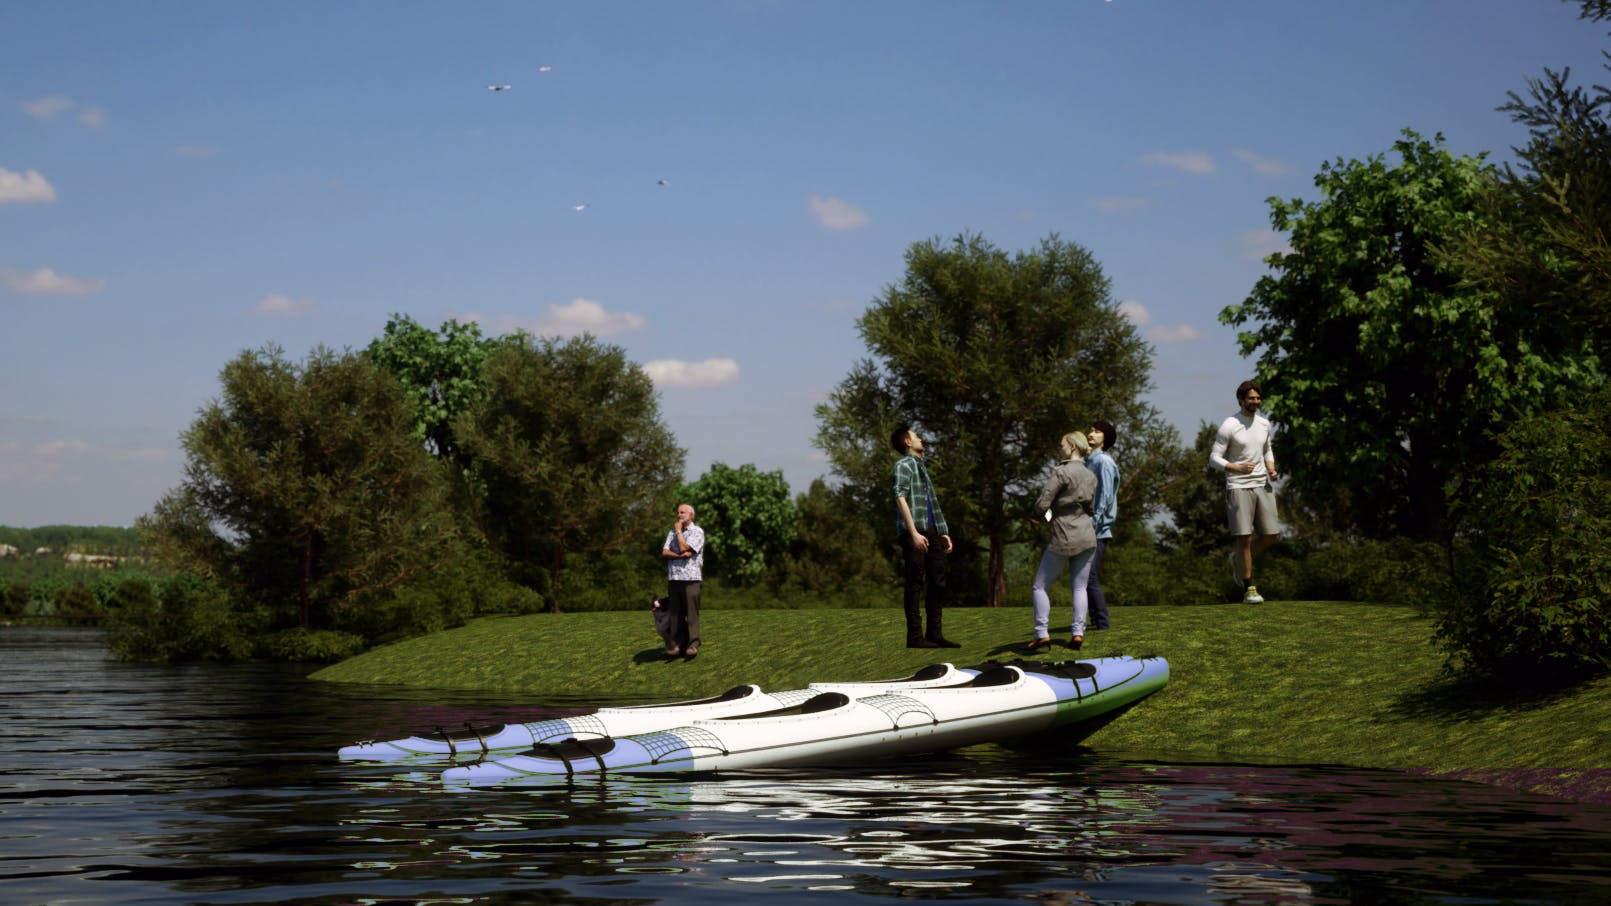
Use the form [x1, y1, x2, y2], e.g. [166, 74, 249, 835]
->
[337, 662, 968, 763]
[439, 656, 1170, 786]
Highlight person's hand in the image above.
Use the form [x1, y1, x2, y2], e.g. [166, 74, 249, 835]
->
[911, 533, 930, 553]
[942, 534, 953, 555]
[1268, 464, 1280, 481]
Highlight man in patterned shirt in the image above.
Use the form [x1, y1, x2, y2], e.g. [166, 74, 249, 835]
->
[659, 503, 705, 658]
[891, 426, 959, 649]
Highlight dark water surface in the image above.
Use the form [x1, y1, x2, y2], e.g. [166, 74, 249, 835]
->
[4, 626, 1611, 905]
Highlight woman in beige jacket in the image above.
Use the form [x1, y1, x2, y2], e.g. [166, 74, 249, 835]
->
[1026, 431, 1098, 652]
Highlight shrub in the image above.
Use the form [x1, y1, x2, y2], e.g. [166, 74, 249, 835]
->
[53, 583, 101, 621]
[261, 626, 366, 663]
[2, 581, 28, 616]
[104, 575, 259, 662]
[1436, 387, 1611, 684]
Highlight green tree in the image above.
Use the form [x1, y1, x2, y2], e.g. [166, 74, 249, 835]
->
[815, 233, 1162, 606]
[366, 314, 495, 467]
[456, 333, 684, 609]
[679, 463, 798, 587]
[775, 478, 890, 593]
[1159, 422, 1226, 554]
[140, 345, 464, 633]
[1223, 131, 1602, 542]
[1450, 2, 1611, 344]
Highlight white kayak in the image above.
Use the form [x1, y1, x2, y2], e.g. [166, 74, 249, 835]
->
[440, 656, 1169, 786]
[337, 662, 969, 762]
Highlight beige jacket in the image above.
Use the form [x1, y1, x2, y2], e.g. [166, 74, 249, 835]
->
[1035, 458, 1097, 557]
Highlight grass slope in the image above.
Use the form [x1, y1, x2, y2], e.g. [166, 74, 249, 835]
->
[313, 602, 1611, 797]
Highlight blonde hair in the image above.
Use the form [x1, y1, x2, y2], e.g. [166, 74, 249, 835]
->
[1060, 431, 1091, 460]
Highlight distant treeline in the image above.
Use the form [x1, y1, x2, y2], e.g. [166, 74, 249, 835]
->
[0, 525, 145, 556]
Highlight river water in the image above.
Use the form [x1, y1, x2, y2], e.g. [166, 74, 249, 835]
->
[4, 626, 1611, 905]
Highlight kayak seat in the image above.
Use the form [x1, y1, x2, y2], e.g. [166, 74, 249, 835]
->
[532, 736, 618, 761]
[715, 691, 851, 720]
[429, 723, 506, 742]
[963, 666, 1020, 688]
[910, 663, 951, 681]
[620, 684, 758, 710]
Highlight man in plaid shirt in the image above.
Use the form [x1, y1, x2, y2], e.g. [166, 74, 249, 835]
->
[891, 425, 959, 649]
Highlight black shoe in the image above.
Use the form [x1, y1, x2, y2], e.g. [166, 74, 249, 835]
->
[929, 637, 962, 648]
[907, 638, 940, 648]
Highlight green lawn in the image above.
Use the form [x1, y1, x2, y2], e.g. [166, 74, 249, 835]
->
[312, 601, 1611, 799]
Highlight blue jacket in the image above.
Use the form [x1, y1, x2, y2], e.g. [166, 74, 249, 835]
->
[1086, 449, 1119, 540]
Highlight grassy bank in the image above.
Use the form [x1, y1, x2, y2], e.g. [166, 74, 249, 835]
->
[313, 602, 1611, 799]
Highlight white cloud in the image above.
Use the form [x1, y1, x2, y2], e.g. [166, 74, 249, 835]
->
[808, 194, 869, 231]
[21, 95, 104, 128]
[1117, 300, 1151, 327]
[1091, 196, 1152, 213]
[533, 297, 646, 337]
[460, 298, 647, 338]
[1140, 151, 1216, 175]
[0, 166, 57, 204]
[642, 358, 740, 389]
[1116, 300, 1198, 343]
[35, 439, 89, 458]
[1233, 148, 1288, 176]
[1240, 228, 1292, 263]
[1148, 324, 1201, 343]
[22, 95, 74, 119]
[1, 267, 104, 295]
[255, 293, 316, 316]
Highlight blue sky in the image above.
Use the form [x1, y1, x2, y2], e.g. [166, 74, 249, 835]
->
[2, 0, 1605, 527]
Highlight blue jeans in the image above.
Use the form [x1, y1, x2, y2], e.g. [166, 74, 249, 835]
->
[1086, 539, 1110, 629]
[1031, 546, 1096, 639]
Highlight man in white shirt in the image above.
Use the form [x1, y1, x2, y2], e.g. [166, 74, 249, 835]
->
[1208, 381, 1280, 604]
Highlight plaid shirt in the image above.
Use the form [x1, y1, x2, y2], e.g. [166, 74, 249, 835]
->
[892, 453, 948, 537]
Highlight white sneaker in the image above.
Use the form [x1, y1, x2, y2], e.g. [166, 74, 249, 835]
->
[1242, 585, 1264, 604]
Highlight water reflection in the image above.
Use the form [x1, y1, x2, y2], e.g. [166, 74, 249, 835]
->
[332, 755, 1611, 904]
[6, 626, 1611, 906]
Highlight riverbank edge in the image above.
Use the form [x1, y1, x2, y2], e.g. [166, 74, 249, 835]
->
[312, 602, 1611, 805]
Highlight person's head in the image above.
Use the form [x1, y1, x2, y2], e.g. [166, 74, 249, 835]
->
[677, 503, 696, 525]
[891, 425, 924, 456]
[1088, 419, 1117, 454]
[1236, 380, 1264, 414]
[1060, 430, 1091, 460]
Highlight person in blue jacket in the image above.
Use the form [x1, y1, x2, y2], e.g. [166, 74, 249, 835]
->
[1085, 420, 1119, 630]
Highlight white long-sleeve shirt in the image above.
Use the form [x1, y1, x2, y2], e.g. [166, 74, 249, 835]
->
[1209, 411, 1276, 490]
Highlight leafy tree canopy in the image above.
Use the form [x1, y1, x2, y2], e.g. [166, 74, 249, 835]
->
[1448, 1, 1611, 343]
[455, 333, 684, 609]
[679, 462, 798, 587]
[139, 344, 463, 630]
[1223, 131, 1602, 542]
[366, 314, 495, 466]
[815, 232, 1165, 605]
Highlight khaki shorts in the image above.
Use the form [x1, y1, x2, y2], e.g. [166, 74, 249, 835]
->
[1226, 485, 1280, 536]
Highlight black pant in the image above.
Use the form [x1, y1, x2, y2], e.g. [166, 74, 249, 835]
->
[899, 529, 947, 642]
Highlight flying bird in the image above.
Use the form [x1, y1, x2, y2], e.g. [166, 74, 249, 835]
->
[487, 84, 512, 91]
[657, 179, 670, 186]
[573, 203, 590, 212]
[538, 65, 554, 73]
